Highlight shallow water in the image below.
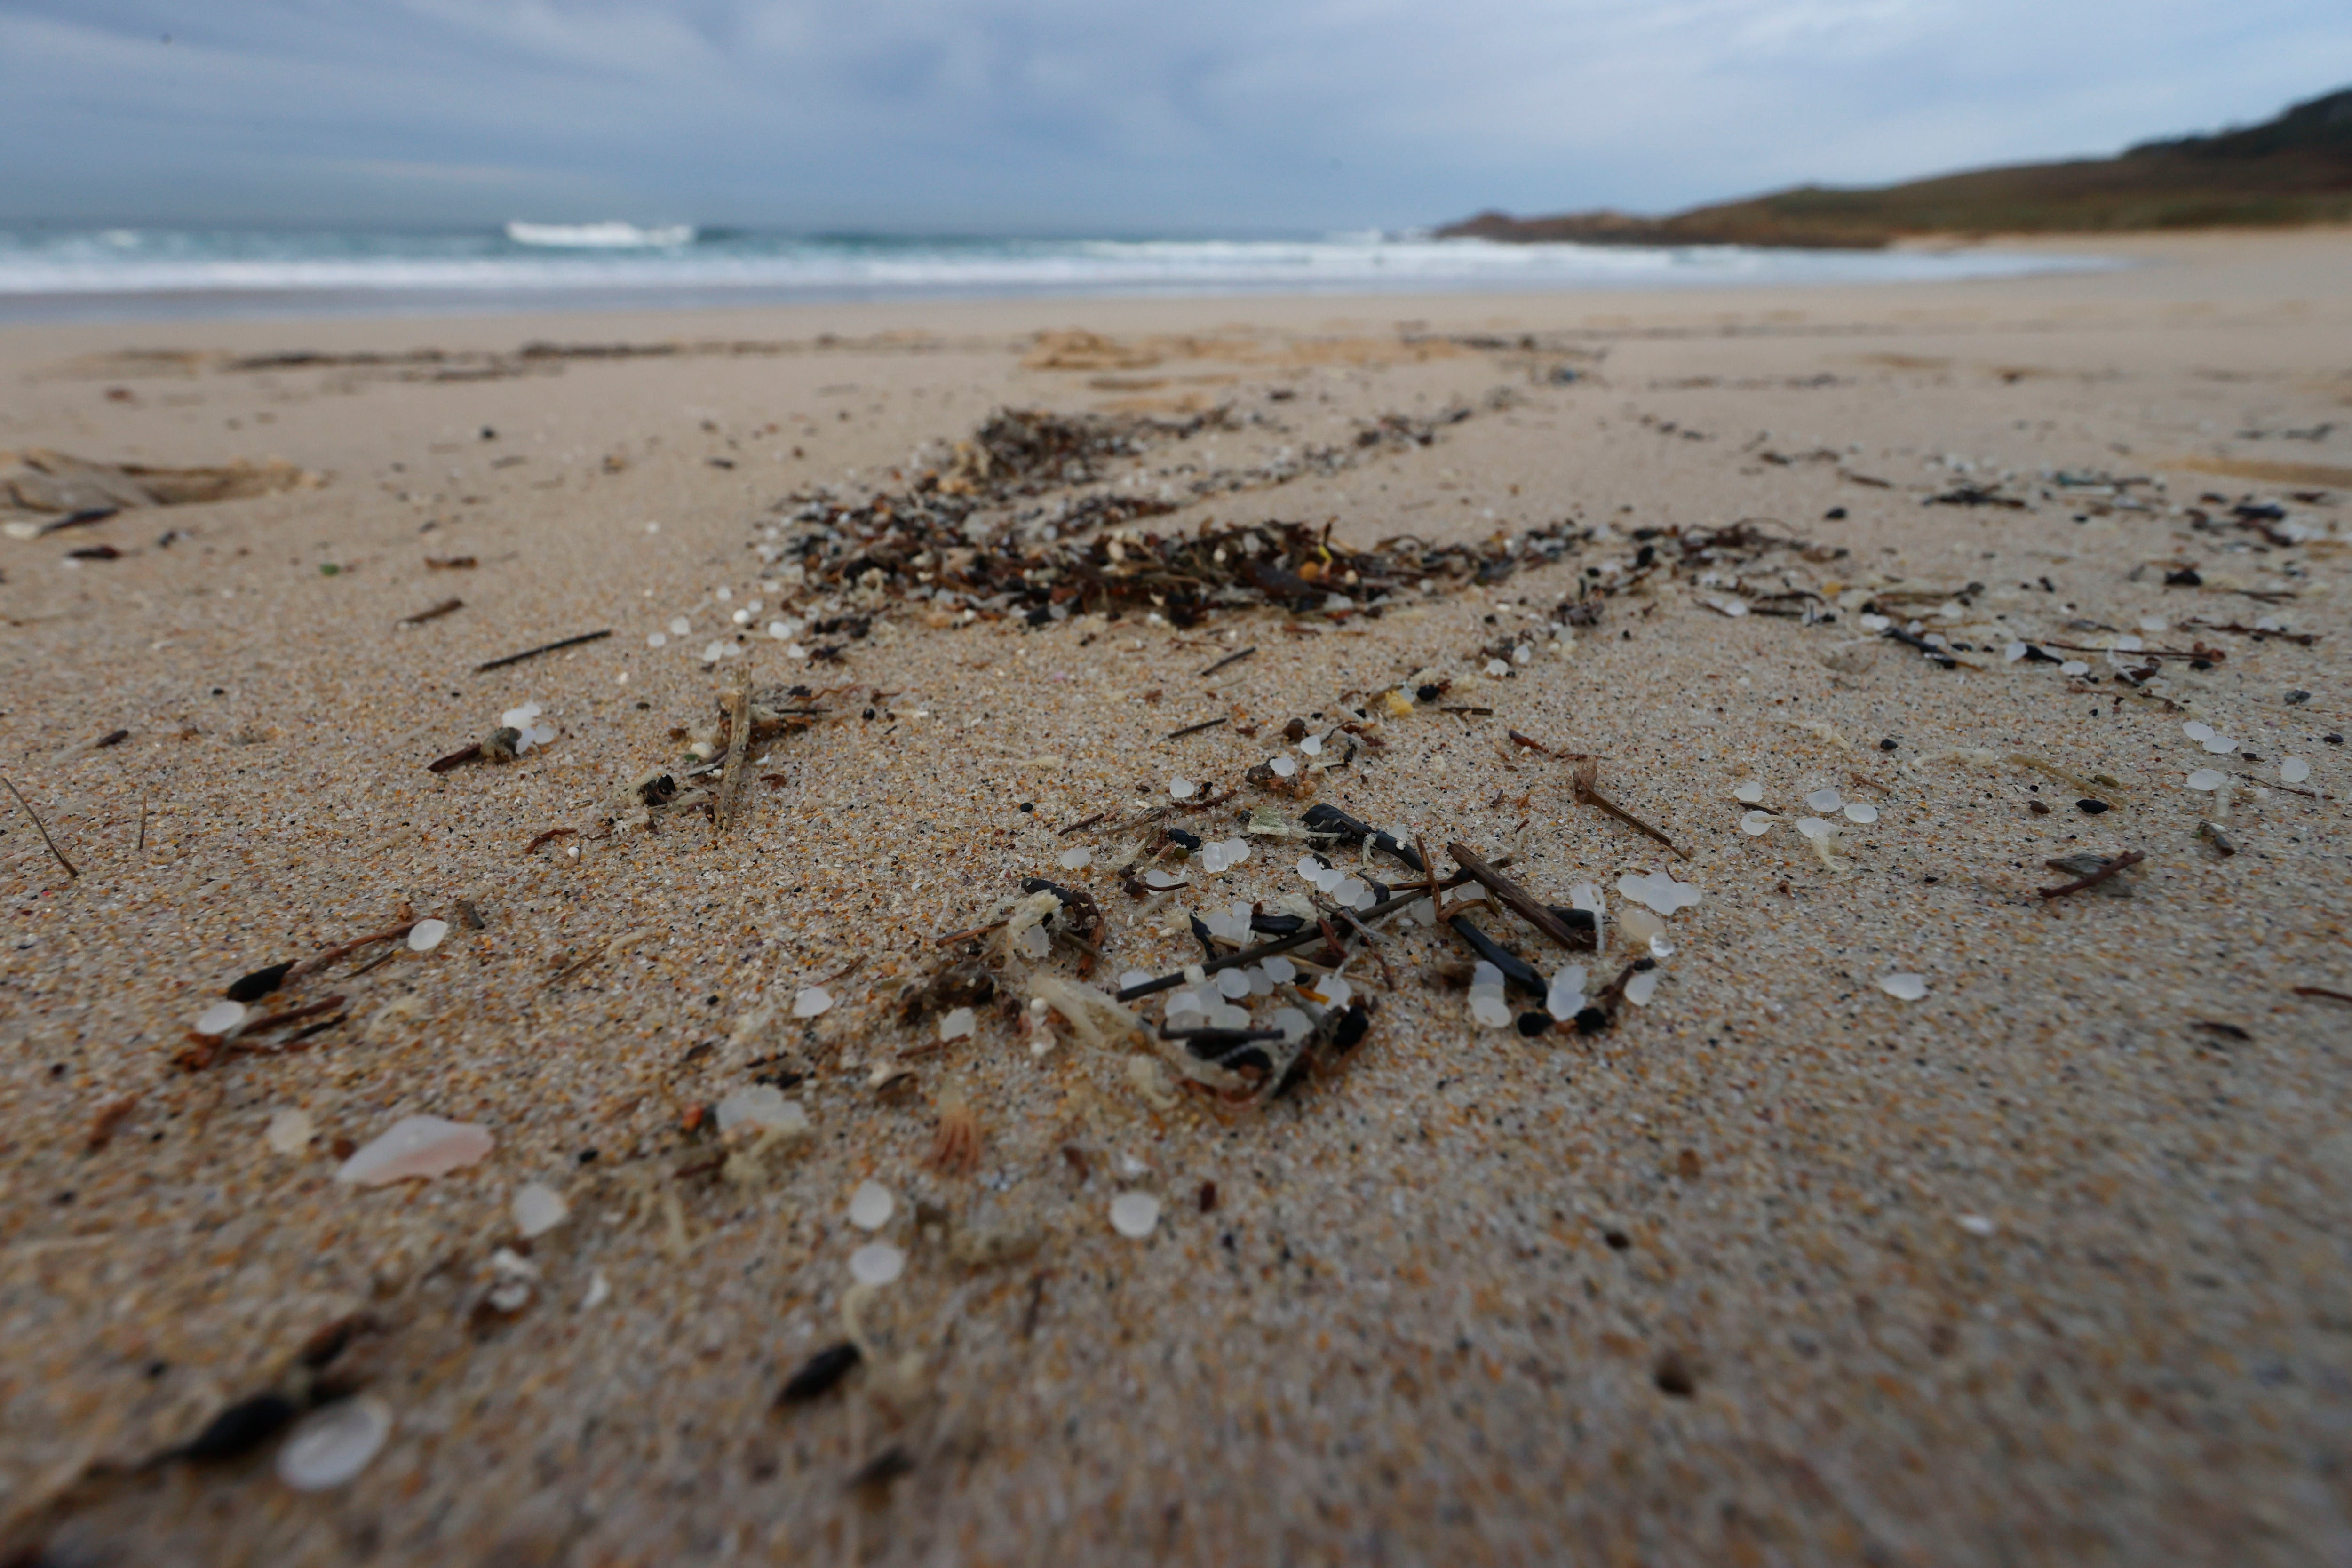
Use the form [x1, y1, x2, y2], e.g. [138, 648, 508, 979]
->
[0, 225, 2120, 322]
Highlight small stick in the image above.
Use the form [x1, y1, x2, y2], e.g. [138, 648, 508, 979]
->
[136, 799, 147, 854]
[1446, 842, 1594, 952]
[1568, 762, 1690, 861]
[524, 826, 578, 854]
[1164, 716, 1227, 740]
[1506, 729, 1552, 754]
[399, 597, 464, 626]
[286, 923, 417, 981]
[1439, 705, 1494, 716]
[933, 919, 1008, 947]
[1198, 645, 1256, 677]
[428, 742, 483, 774]
[2037, 849, 2145, 900]
[2293, 986, 2352, 1007]
[235, 994, 350, 1039]
[1056, 811, 1107, 836]
[474, 629, 612, 672]
[713, 675, 752, 835]
[2, 776, 77, 880]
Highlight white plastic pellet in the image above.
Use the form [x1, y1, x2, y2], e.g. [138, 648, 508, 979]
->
[848, 1180, 895, 1231]
[406, 919, 448, 953]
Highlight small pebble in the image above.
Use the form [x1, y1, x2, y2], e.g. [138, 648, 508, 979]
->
[512, 1181, 568, 1238]
[406, 919, 448, 953]
[715, 1085, 808, 1137]
[848, 1180, 895, 1231]
[1878, 973, 1928, 1002]
[1110, 1192, 1161, 1239]
[849, 1242, 905, 1286]
[264, 1109, 313, 1155]
[276, 1397, 392, 1492]
[335, 1115, 494, 1186]
[194, 1001, 246, 1037]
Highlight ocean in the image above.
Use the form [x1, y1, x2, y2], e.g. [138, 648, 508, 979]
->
[0, 223, 2118, 323]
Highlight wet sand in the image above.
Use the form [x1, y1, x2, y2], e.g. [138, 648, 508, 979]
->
[3, 228, 2350, 1566]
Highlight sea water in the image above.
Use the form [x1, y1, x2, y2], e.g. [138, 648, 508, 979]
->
[0, 224, 2120, 323]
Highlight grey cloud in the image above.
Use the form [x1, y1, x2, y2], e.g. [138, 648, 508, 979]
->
[0, 0, 2346, 230]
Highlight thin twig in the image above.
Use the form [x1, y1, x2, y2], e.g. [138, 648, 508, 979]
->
[399, 597, 464, 626]
[286, 923, 417, 981]
[474, 629, 612, 672]
[1056, 811, 1108, 836]
[713, 675, 753, 835]
[1198, 645, 1256, 677]
[524, 826, 578, 854]
[1568, 762, 1690, 861]
[2293, 986, 2352, 1006]
[1446, 842, 1594, 952]
[1164, 716, 1227, 740]
[428, 742, 484, 774]
[2037, 849, 2145, 900]
[2, 776, 77, 880]
[1506, 729, 1553, 754]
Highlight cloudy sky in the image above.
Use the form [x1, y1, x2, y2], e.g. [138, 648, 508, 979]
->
[1, 0, 2345, 232]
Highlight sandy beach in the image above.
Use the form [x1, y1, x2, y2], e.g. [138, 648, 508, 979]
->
[3, 228, 2350, 1566]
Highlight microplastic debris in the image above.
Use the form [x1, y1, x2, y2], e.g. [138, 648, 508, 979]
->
[1956, 1214, 1995, 1237]
[715, 1085, 809, 1137]
[2185, 769, 2227, 791]
[2059, 661, 2090, 676]
[2004, 642, 2027, 663]
[264, 1109, 313, 1155]
[1059, 846, 1092, 870]
[2182, 721, 2214, 742]
[1263, 956, 1297, 983]
[2282, 757, 2311, 784]
[1110, 1192, 1162, 1239]
[647, 632, 667, 648]
[1795, 817, 1837, 840]
[1485, 660, 1510, 677]
[2202, 734, 2239, 755]
[1617, 870, 1701, 915]
[1168, 776, 1196, 800]
[1623, 969, 1662, 1007]
[1740, 811, 1773, 836]
[849, 1180, 895, 1231]
[1546, 966, 1587, 1020]
[939, 1006, 976, 1041]
[1120, 969, 1153, 990]
[1618, 905, 1665, 947]
[334, 1115, 494, 1186]
[276, 1396, 392, 1492]
[1298, 734, 1324, 756]
[793, 986, 833, 1019]
[1804, 787, 1843, 812]
[1142, 868, 1185, 890]
[850, 1242, 906, 1286]
[194, 1001, 246, 1037]
[1878, 973, 1928, 1001]
[513, 1181, 568, 1238]
[1733, 781, 1764, 804]
[1843, 803, 1879, 824]
[1649, 934, 1675, 959]
[1270, 755, 1298, 778]
[1317, 977, 1354, 1009]
[406, 919, 448, 953]
[668, 616, 691, 635]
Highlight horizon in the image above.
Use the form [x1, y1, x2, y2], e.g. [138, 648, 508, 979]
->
[2, 3, 2347, 234]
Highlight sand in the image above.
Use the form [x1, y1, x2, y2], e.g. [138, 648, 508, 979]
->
[2, 228, 2349, 1566]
